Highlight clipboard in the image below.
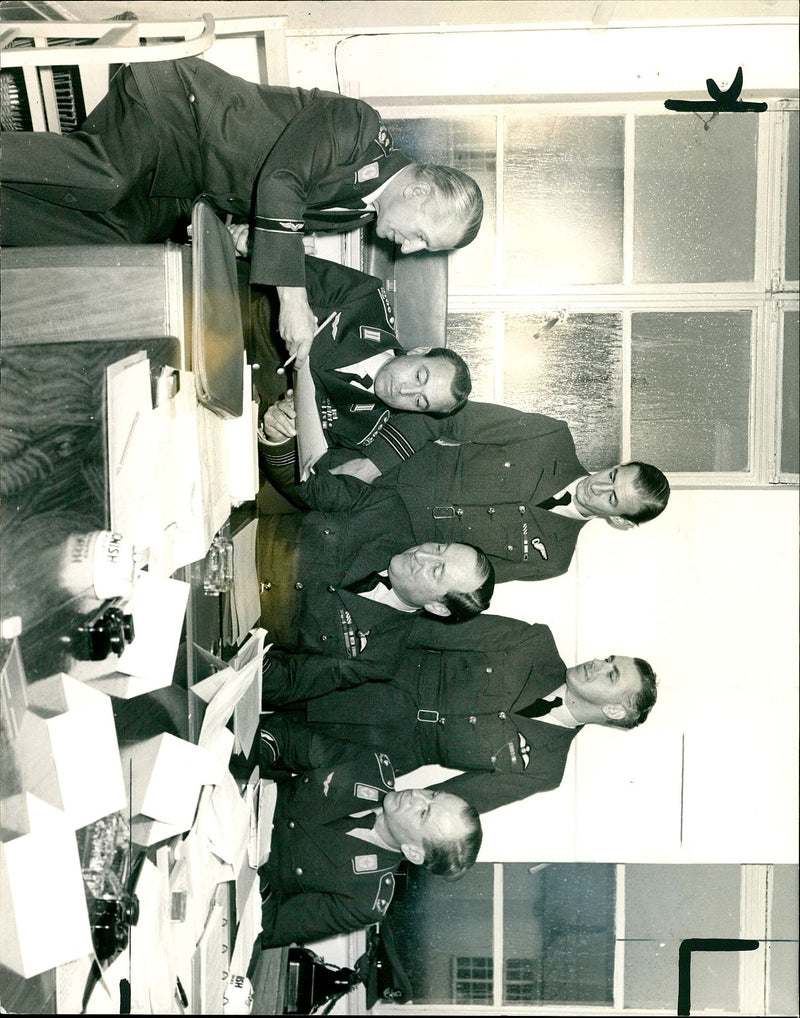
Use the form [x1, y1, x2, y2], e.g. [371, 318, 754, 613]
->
[191, 200, 245, 419]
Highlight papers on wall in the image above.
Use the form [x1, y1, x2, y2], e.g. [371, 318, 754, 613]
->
[116, 571, 190, 686]
[108, 354, 236, 578]
[106, 352, 160, 555]
[191, 628, 267, 757]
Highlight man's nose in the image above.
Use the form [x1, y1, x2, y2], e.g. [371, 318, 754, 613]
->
[591, 478, 613, 494]
[399, 381, 422, 396]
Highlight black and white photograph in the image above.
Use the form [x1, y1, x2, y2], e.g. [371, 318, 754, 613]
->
[0, 2, 797, 1014]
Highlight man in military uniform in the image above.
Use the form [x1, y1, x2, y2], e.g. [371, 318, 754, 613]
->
[267, 613, 658, 815]
[1, 56, 483, 366]
[326, 400, 670, 582]
[258, 714, 482, 948]
[254, 255, 471, 474]
[258, 466, 495, 703]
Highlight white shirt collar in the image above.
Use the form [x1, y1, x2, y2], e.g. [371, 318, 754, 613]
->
[356, 572, 419, 613]
[334, 350, 396, 393]
[362, 168, 405, 208]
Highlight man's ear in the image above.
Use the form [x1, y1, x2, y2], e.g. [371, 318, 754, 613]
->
[424, 601, 451, 618]
[402, 179, 432, 201]
[400, 842, 425, 866]
[602, 703, 628, 722]
[605, 516, 636, 532]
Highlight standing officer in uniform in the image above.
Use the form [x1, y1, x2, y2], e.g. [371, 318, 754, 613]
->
[326, 400, 670, 582]
[255, 255, 471, 474]
[1, 56, 483, 367]
[266, 612, 658, 815]
[257, 465, 495, 702]
[258, 714, 482, 948]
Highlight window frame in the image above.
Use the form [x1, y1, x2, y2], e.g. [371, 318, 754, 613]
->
[358, 97, 798, 489]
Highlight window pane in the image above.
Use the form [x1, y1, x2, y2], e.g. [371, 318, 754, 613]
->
[446, 311, 495, 403]
[504, 115, 624, 287]
[382, 864, 494, 1005]
[631, 312, 752, 472]
[785, 112, 799, 282]
[386, 116, 497, 287]
[503, 863, 615, 1006]
[633, 114, 758, 283]
[624, 865, 741, 1011]
[780, 309, 799, 475]
[503, 312, 622, 470]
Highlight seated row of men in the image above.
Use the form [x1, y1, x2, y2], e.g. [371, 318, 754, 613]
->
[250, 257, 666, 950]
[0, 56, 669, 954]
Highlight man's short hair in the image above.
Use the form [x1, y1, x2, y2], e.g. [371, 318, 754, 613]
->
[622, 462, 671, 524]
[606, 657, 658, 730]
[414, 164, 484, 249]
[434, 546, 495, 623]
[424, 347, 471, 416]
[422, 800, 482, 880]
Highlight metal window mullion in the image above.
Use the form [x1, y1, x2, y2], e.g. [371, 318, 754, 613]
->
[614, 864, 626, 1011]
[493, 862, 504, 1008]
[623, 113, 635, 287]
[496, 111, 506, 291]
[622, 310, 632, 462]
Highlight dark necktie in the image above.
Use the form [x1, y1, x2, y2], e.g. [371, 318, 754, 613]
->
[345, 571, 391, 594]
[517, 695, 563, 719]
[329, 811, 378, 832]
[537, 491, 572, 510]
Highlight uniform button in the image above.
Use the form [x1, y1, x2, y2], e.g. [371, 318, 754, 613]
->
[260, 581, 271, 592]
[490, 755, 497, 763]
[438, 716, 446, 725]
[252, 362, 261, 370]
[295, 867, 303, 875]
[507, 544, 514, 551]
[320, 635, 328, 642]
[485, 666, 493, 674]
[469, 715, 477, 724]
[518, 505, 526, 513]
[327, 585, 336, 593]
[287, 821, 295, 829]
[503, 461, 511, 468]
[487, 507, 496, 515]
[498, 711, 507, 719]
[188, 93, 196, 102]
[456, 508, 464, 516]
[302, 776, 310, 783]
[295, 581, 304, 590]
[323, 528, 331, 535]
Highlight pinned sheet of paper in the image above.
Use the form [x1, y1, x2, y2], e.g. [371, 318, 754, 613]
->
[191, 628, 267, 756]
[116, 571, 190, 687]
[107, 352, 159, 554]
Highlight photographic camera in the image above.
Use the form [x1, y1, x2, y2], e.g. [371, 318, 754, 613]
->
[70, 602, 135, 661]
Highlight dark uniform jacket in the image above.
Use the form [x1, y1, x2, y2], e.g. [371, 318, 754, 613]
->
[256, 470, 423, 702]
[259, 716, 401, 948]
[254, 257, 435, 473]
[371, 401, 590, 582]
[2, 57, 409, 288]
[296, 614, 581, 815]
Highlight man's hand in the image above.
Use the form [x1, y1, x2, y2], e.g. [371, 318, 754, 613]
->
[329, 456, 382, 483]
[276, 286, 317, 370]
[261, 391, 297, 443]
[227, 222, 250, 257]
